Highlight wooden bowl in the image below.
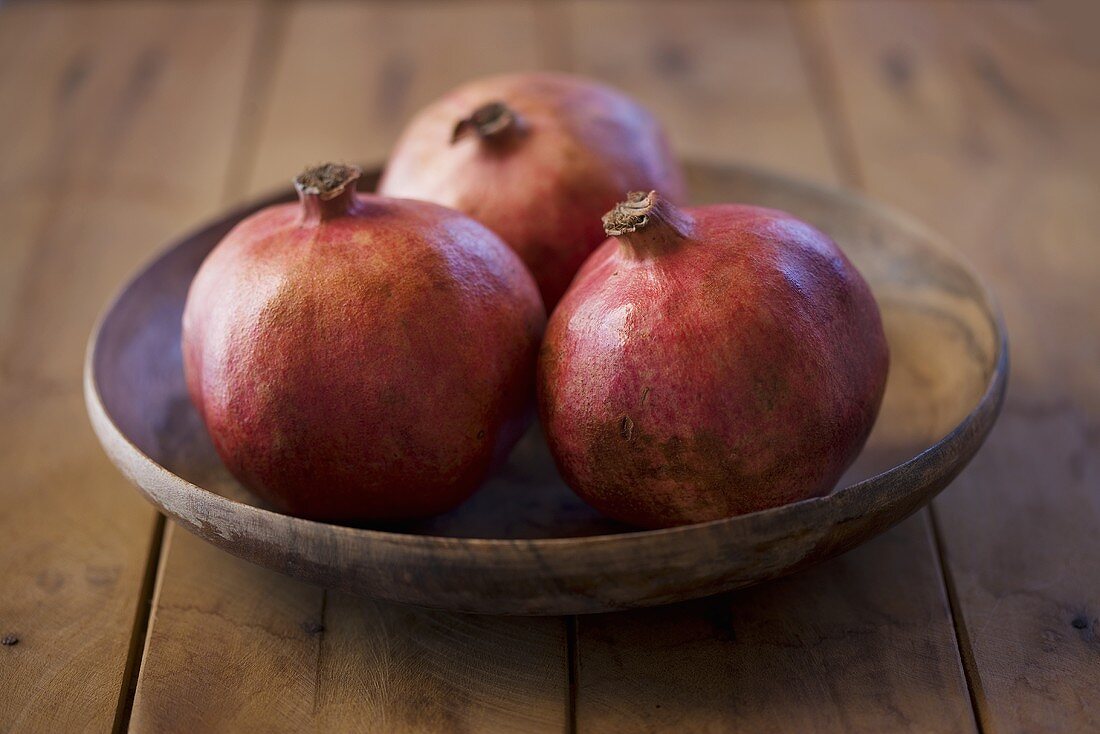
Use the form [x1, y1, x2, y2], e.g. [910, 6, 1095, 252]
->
[85, 162, 1007, 615]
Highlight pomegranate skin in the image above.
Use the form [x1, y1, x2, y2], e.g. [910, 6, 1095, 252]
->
[378, 72, 686, 309]
[538, 195, 889, 528]
[183, 165, 545, 522]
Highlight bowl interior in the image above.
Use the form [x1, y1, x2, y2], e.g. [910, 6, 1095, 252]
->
[93, 164, 1000, 540]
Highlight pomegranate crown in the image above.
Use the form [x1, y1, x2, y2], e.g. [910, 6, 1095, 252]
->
[602, 191, 691, 257]
[452, 101, 524, 144]
[294, 163, 362, 201]
[603, 191, 659, 237]
[293, 163, 363, 224]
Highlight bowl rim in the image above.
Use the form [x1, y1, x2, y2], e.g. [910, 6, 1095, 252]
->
[84, 160, 1009, 553]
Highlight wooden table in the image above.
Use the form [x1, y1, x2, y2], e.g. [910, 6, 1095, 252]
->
[2, 1, 1097, 731]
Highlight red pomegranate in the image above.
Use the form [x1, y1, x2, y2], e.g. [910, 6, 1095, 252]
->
[182, 163, 545, 521]
[538, 191, 889, 528]
[378, 72, 686, 309]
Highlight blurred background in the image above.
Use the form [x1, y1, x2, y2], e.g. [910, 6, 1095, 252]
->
[2, 1, 1097, 732]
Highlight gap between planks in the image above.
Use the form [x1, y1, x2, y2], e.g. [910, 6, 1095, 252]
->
[111, 514, 166, 734]
[788, 0, 863, 189]
[566, 614, 579, 734]
[790, 0, 989, 729]
[220, 0, 291, 204]
[929, 504, 989, 734]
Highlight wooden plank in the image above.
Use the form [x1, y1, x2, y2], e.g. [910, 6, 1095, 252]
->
[574, 519, 972, 732]
[566, 2, 977, 730]
[0, 2, 264, 731]
[135, 528, 569, 733]
[817, 0, 1100, 730]
[244, 0, 556, 195]
[131, 2, 570, 731]
[563, 0, 835, 184]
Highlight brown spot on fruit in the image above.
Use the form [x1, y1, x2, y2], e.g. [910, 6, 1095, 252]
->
[619, 415, 634, 441]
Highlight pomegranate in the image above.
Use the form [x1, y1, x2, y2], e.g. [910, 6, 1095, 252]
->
[182, 163, 545, 522]
[538, 191, 889, 528]
[378, 72, 687, 308]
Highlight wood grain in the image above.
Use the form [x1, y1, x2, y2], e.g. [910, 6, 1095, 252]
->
[564, 0, 835, 185]
[244, 0, 553, 196]
[0, 2, 263, 731]
[131, 2, 569, 731]
[567, 2, 978, 730]
[133, 528, 569, 733]
[575, 519, 971, 733]
[818, 0, 1100, 729]
[6, 0, 1093, 730]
